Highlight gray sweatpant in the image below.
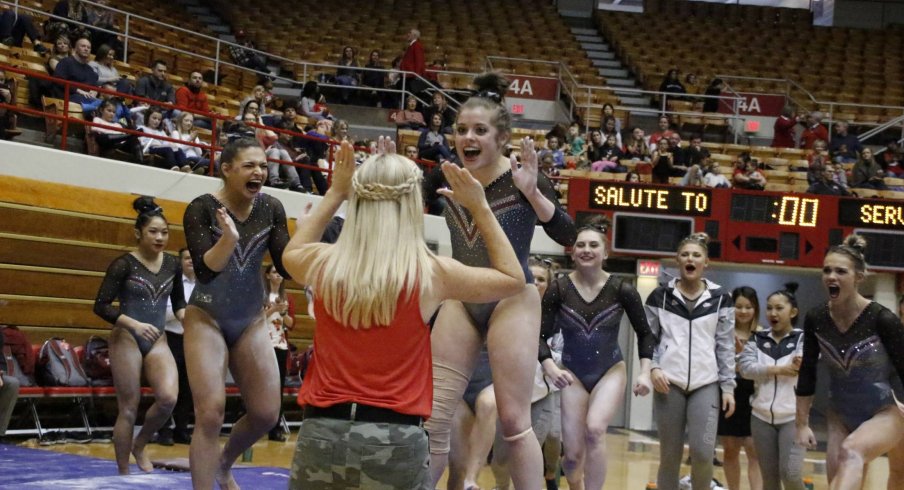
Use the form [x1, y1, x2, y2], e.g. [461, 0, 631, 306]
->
[750, 417, 805, 490]
[654, 382, 720, 490]
[0, 374, 20, 435]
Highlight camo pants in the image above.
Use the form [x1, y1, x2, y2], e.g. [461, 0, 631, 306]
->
[289, 416, 431, 489]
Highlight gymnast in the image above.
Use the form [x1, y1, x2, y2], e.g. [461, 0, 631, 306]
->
[282, 141, 525, 488]
[182, 137, 291, 489]
[424, 72, 577, 488]
[539, 217, 654, 490]
[795, 234, 904, 489]
[94, 196, 183, 475]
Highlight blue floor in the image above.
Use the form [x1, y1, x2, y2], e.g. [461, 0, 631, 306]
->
[0, 443, 290, 489]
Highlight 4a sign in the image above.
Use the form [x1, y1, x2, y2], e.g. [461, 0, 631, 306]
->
[719, 93, 786, 117]
[506, 75, 557, 101]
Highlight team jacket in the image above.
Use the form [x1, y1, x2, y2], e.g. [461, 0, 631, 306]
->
[645, 278, 736, 393]
[738, 328, 804, 425]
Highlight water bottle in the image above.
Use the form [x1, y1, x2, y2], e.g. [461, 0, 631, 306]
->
[645, 482, 658, 490]
[803, 477, 815, 490]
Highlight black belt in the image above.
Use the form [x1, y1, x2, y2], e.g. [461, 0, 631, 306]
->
[304, 403, 423, 427]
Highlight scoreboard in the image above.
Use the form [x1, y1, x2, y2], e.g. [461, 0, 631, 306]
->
[566, 178, 904, 271]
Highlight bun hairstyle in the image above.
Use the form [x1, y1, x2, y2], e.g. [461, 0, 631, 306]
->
[827, 233, 868, 273]
[576, 215, 611, 247]
[769, 282, 800, 325]
[132, 196, 165, 231]
[458, 72, 512, 141]
[678, 232, 710, 254]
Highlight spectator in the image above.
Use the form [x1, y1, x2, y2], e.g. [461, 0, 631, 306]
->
[331, 119, 353, 143]
[135, 59, 175, 106]
[651, 137, 689, 184]
[682, 155, 730, 188]
[417, 112, 453, 162]
[0, 317, 21, 440]
[264, 123, 304, 192]
[850, 148, 887, 190]
[335, 46, 360, 104]
[399, 28, 426, 81]
[686, 134, 711, 165]
[225, 111, 259, 142]
[426, 51, 448, 87]
[90, 99, 141, 161]
[172, 112, 210, 173]
[138, 107, 187, 170]
[585, 129, 604, 166]
[684, 73, 700, 94]
[88, 43, 131, 93]
[829, 162, 849, 190]
[590, 134, 625, 172]
[46, 34, 71, 75]
[732, 154, 766, 190]
[394, 94, 426, 130]
[828, 121, 862, 163]
[229, 30, 269, 74]
[278, 106, 308, 151]
[361, 49, 386, 107]
[624, 127, 651, 161]
[0, 8, 47, 53]
[807, 164, 850, 196]
[668, 132, 690, 168]
[404, 144, 418, 161]
[298, 80, 332, 121]
[772, 106, 798, 148]
[422, 91, 455, 134]
[649, 115, 673, 150]
[298, 118, 332, 195]
[877, 139, 903, 173]
[566, 122, 586, 164]
[625, 171, 641, 182]
[0, 69, 19, 139]
[541, 134, 566, 169]
[387, 56, 402, 89]
[78, 0, 123, 59]
[240, 85, 273, 124]
[173, 71, 211, 129]
[601, 115, 623, 149]
[702, 78, 723, 113]
[601, 103, 622, 133]
[81, 80, 130, 121]
[799, 111, 828, 150]
[659, 68, 686, 100]
[52, 36, 99, 104]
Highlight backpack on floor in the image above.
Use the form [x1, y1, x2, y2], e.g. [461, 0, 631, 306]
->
[1, 325, 36, 376]
[37, 338, 89, 387]
[2, 344, 35, 386]
[83, 336, 113, 386]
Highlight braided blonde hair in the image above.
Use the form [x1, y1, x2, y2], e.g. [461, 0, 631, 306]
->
[311, 153, 433, 328]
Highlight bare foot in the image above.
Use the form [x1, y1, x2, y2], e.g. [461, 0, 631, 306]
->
[132, 443, 153, 473]
[216, 465, 240, 490]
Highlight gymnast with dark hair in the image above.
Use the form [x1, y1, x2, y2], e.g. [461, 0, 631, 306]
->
[94, 196, 183, 475]
[182, 137, 291, 489]
[425, 72, 577, 488]
[795, 234, 904, 489]
[539, 216, 655, 490]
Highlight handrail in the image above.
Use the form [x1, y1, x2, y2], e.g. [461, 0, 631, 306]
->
[0, 0, 458, 111]
[859, 113, 904, 143]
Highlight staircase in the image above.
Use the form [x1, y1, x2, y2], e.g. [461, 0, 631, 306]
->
[560, 16, 652, 118]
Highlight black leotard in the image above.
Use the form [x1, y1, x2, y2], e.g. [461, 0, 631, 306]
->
[797, 302, 904, 432]
[94, 253, 185, 356]
[540, 275, 655, 392]
[443, 169, 576, 333]
[183, 193, 291, 347]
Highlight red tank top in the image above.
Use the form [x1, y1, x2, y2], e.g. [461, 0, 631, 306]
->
[297, 289, 433, 418]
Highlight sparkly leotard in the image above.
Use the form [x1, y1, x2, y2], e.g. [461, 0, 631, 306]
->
[540, 275, 655, 391]
[797, 302, 904, 432]
[443, 170, 576, 333]
[94, 253, 185, 356]
[183, 193, 291, 347]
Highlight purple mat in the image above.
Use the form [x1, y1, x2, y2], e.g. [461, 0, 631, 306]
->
[0, 443, 290, 489]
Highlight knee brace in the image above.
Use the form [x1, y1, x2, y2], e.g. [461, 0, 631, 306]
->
[424, 361, 469, 455]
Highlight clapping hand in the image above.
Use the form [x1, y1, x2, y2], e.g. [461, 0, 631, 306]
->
[511, 137, 539, 195]
[437, 162, 486, 212]
[215, 207, 239, 241]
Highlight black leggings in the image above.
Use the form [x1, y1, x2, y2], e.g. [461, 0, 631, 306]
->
[273, 348, 288, 432]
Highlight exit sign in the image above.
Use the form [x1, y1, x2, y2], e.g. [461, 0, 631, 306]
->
[511, 104, 524, 114]
[637, 260, 660, 277]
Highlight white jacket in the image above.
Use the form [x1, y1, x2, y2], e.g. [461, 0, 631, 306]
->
[645, 278, 736, 393]
[738, 328, 804, 425]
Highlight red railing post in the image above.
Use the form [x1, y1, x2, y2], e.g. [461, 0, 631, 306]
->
[61, 80, 70, 151]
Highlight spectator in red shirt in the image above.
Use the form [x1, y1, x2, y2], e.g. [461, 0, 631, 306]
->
[649, 115, 673, 150]
[399, 28, 425, 83]
[772, 106, 798, 148]
[174, 71, 211, 129]
[799, 111, 828, 150]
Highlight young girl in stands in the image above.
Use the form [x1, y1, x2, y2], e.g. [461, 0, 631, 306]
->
[91, 100, 142, 162]
[590, 134, 625, 173]
[282, 140, 525, 489]
[425, 72, 577, 488]
[182, 137, 291, 489]
[93, 196, 183, 475]
[172, 112, 210, 173]
[795, 235, 904, 489]
[645, 233, 736, 490]
[718, 287, 763, 490]
[262, 264, 294, 442]
[540, 217, 654, 490]
[738, 283, 805, 490]
[624, 127, 651, 162]
[139, 107, 187, 171]
[417, 112, 454, 162]
[601, 116, 622, 149]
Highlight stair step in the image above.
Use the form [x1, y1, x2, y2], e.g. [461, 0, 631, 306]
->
[585, 50, 615, 60]
[607, 78, 637, 87]
[198, 15, 221, 24]
[618, 96, 652, 107]
[570, 27, 599, 35]
[185, 6, 210, 15]
[581, 42, 610, 52]
[592, 59, 623, 68]
[208, 25, 231, 34]
[575, 35, 604, 44]
[599, 68, 629, 78]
